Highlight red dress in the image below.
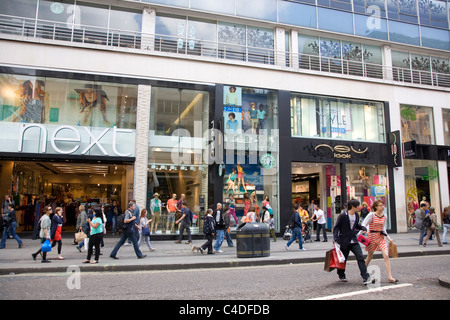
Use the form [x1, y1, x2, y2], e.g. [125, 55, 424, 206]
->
[366, 214, 387, 252]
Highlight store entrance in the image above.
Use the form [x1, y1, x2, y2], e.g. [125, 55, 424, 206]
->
[292, 162, 342, 230]
[0, 160, 132, 232]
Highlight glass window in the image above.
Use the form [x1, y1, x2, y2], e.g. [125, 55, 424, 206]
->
[0, 0, 37, 18]
[186, 18, 217, 55]
[354, 0, 387, 17]
[346, 164, 391, 229]
[354, 13, 389, 40]
[318, 7, 353, 34]
[420, 26, 450, 51]
[387, 0, 418, 23]
[75, 2, 108, 28]
[388, 20, 420, 46]
[443, 109, 450, 146]
[278, 1, 317, 28]
[147, 87, 210, 235]
[400, 104, 435, 144]
[419, 0, 448, 28]
[404, 159, 441, 225]
[223, 86, 279, 233]
[291, 93, 386, 142]
[317, 0, 352, 11]
[236, 0, 277, 21]
[110, 7, 142, 32]
[141, 0, 189, 7]
[190, 0, 236, 15]
[38, 0, 75, 24]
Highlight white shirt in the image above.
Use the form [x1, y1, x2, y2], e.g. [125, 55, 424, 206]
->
[315, 209, 326, 224]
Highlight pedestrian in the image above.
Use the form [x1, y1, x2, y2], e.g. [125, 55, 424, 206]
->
[175, 202, 192, 244]
[442, 206, 450, 245]
[73, 204, 87, 245]
[213, 203, 229, 253]
[285, 204, 306, 251]
[312, 204, 327, 242]
[333, 199, 373, 285]
[198, 208, 215, 254]
[50, 206, 64, 260]
[363, 200, 398, 283]
[245, 205, 257, 223]
[32, 207, 52, 263]
[109, 200, 121, 235]
[267, 213, 276, 242]
[109, 201, 146, 260]
[77, 205, 93, 253]
[423, 207, 443, 247]
[138, 209, 155, 252]
[413, 202, 429, 245]
[83, 206, 104, 264]
[1, 194, 14, 216]
[0, 203, 23, 249]
[360, 201, 370, 224]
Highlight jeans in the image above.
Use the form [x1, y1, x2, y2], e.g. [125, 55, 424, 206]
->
[443, 224, 450, 243]
[286, 227, 303, 249]
[111, 215, 117, 234]
[178, 220, 191, 242]
[0, 222, 22, 248]
[419, 225, 427, 245]
[110, 229, 143, 258]
[214, 229, 225, 251]
[316, 223, 327, 241]
[337, 242, 369, 281]
[225, 229, 234, 247]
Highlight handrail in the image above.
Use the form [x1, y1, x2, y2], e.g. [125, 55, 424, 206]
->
[0, 14, 449, 88]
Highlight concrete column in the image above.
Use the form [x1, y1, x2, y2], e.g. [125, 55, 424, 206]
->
[141, 7, 156, 50]
[290, 29, 299, 69]
[275, 27, 286, 67]
[382, 45, 393, 81]
[133, 85, 151, 210]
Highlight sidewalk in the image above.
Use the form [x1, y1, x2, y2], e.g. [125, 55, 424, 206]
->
[0, 230, 449, 282]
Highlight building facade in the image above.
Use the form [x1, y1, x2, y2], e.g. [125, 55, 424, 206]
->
[0, 0, 449, 236]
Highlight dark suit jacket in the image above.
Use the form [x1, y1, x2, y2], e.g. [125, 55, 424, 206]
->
[333, 211, 367, 246]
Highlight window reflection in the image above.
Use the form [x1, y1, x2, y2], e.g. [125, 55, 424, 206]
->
[400, 104, 435, 144]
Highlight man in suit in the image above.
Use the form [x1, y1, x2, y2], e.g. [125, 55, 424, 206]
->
[333, 199, 373, 285]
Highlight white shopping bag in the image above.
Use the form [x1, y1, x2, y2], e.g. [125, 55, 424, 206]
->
[84, 237, 89, 251]
[334, 242, 346, 263]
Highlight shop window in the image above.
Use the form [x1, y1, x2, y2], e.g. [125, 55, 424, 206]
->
[346, 164, 391, 229]
[222, 86, 279, 232]
[147, 87, 210, 235]
[291, 93, 386, 143]
[400, 104, 435, 144]
[443, 108, 450, 146]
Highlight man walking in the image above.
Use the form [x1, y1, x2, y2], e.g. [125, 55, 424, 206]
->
[285, 204, 306, 251]
[413, 202, 429, 245]
[333, 199, 373, 285]
[312, 204, 327, 242]
[175, 202, 192, 244]
[109, 202, 146, 260]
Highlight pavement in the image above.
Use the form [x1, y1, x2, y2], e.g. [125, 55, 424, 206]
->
[0, 229, 449, 287]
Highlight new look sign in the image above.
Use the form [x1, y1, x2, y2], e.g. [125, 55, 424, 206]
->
[0, 123, 135, 158]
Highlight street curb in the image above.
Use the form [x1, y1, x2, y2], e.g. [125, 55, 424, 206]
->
[438, 276, 450, 289]
[1, 249, 449, 275]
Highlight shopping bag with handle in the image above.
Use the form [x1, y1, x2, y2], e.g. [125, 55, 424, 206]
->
[41, 239, 52, 253]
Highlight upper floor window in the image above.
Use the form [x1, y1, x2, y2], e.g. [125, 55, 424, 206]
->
[443, 108, 450, 146]
[291, 93, 386, 142]
[400, 104, 435, 144]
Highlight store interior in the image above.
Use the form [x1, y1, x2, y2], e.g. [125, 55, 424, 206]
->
[0, 160, 131, 231]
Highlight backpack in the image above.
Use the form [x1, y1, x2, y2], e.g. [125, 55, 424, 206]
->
[423, 215, 432, 228]
[117, 211, 126, 231]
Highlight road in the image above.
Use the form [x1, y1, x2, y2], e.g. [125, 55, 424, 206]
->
[0, 255, 448, 302]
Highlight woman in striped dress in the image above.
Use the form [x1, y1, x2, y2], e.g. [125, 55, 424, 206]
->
[363, 200, 398, 283]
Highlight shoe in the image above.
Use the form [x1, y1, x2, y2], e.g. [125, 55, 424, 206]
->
[90, 261, 98, 264]
[300, 248, 307, 251]
[338, 277, 347, 282]
[199, 248, 204, 254]
[82, 260, 90, 263]
[77, 246, 82, 253]
[41, 260, 51, 263]
[110, 256, 119, 259]
[322, 240, 328, 242]
[137, 255, 147, 259]
[285, 244, 290, 251]
[207, 252, 215, 254]
[19, 243, 23, 248]
[185, 241, 192, 244]
[175, 240, 181, 244]
[214, 249, 223, 253]
[149, 248, 155, 252]
[388, 278, 399, 283]
[363, 277, 375, 285]
[31, 253, 37, 261]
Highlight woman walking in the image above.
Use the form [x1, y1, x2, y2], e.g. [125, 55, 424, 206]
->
[423, 207, 443, 247]
[83, 207, 104, 264]
[51, 207, 65, 260]
[138, 209, 155, 252]
[363, 200, 397, 283]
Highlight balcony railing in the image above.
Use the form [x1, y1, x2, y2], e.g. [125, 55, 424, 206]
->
[1, 14, 449, 89]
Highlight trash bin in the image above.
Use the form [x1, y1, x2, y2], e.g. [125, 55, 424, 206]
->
[236, 222, 270, 258]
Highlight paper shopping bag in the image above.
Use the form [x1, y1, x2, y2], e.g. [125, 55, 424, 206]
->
[330, 248, 346, 270]
[324, 249, 334, 272]
[334, 243, 346, 263]
[388, 242, 398, 258]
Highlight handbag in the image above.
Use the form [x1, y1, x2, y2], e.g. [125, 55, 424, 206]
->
[357, 232, 371, 246]
[75, 231, 87, 243]
[142, 227, 150, 237]
[41, 239, 52, 253]
[388, 241, 398, 258]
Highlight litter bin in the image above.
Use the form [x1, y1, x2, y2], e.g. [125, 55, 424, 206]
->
[236, 222, 270, 258]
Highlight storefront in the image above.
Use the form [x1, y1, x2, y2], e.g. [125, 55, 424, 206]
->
[278, 91, 397, 232]
[0, 68, 137, 230]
